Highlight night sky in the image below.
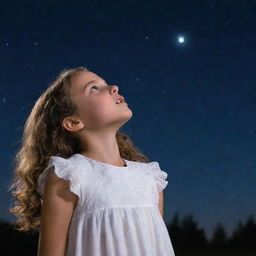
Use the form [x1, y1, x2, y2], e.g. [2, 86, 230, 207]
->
[1, 0, 256, 240]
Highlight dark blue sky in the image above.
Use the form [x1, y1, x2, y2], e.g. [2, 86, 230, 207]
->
[1, 0, 256, 240]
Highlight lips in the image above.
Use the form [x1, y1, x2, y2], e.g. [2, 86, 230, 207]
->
[115, 96, 125, 103]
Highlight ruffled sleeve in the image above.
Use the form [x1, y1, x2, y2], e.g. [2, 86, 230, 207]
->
[146, 161, 168, 192]
[37, 156, 81, 200]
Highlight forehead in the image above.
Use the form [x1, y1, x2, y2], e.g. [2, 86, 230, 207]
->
[70, 71, 102, 96]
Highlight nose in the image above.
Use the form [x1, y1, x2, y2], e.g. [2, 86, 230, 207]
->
[111, 85, 119, 94]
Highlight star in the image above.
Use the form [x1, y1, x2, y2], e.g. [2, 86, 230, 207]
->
[178, 35, 185, 44]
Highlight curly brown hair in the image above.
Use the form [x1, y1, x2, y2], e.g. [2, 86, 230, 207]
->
[8, 66, 150, 233]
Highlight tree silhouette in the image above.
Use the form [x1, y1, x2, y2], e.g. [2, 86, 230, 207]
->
[168, 213, 208, 252]
[230, 215, 256, 251]
[167, 212, 183, 249]
[210, 222, 227, 250]
[168, 213, 256, 254]
[180, 214, 208, 250]
[0, 220, 38, 255]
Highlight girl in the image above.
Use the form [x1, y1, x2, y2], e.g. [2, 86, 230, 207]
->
[9, 66, 175, 256]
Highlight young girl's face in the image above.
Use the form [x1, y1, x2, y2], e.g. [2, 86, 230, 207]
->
[69, 71, 132, 131]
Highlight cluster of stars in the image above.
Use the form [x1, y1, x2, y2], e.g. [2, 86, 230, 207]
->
[143, 33, 186, 45]
[4, 34, 186, 48]
[4, 41, 39, 47]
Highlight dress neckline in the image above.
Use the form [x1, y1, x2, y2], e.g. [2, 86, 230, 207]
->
[75, 153, 129, 169]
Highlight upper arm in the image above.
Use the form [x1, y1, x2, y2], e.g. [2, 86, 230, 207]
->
[37, 170, 78, 256]
[158, 191, 164, 217]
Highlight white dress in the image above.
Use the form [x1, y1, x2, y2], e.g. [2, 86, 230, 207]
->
[37, 153, 175, 256]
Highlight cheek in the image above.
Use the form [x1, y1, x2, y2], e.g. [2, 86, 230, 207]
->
[86, 98, 116, 119]
[92, 100, 115, 116]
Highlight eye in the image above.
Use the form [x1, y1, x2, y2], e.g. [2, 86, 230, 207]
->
[91, 85, 99, 91]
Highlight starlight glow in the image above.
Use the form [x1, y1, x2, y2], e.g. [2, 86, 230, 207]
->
[178, 36, 185, 43]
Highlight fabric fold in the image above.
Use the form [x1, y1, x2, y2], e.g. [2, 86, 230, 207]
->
[37, 156, 81, 200]
[146, 161, 169, 192]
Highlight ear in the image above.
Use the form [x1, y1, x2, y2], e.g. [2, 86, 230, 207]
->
[62, 116, 84, 132]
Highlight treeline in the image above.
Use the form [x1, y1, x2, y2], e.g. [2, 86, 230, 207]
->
[167, 213, 256, 254]
[0, 213, 255, 255]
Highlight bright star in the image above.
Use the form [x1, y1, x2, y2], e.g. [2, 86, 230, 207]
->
[178, 36, 185, 44]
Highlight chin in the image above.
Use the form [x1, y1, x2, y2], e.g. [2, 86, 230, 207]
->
[118, 111, 133, 127]
[124, 108, 133, 119]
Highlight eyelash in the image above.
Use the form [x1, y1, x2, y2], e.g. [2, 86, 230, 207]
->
[91, 85, 100, 91]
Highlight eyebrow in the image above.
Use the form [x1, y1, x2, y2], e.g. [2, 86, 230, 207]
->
[83, 79, 108, 90]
